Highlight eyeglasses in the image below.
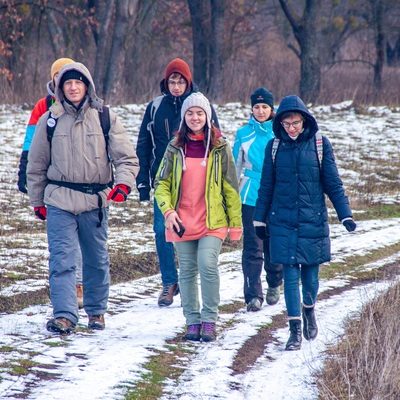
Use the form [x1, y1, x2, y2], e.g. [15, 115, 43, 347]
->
[281, 120, 303, 129]
[168, 80, 187, 87]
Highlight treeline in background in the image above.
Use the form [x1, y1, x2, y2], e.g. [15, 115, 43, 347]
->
[1, 0, 400, 106]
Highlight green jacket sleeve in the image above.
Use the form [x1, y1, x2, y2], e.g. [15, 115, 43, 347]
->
[221, 142, 242, 228]
[154, 145, 181, 215]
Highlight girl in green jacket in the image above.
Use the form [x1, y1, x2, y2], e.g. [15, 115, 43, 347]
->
[154, 92, 242, 342]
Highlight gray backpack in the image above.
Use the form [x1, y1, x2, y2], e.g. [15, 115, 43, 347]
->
[271, 131, 323, 169]
[146, 95, 165, 134]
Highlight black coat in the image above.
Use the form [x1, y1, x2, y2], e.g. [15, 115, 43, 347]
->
[253, 95, 352, 265]
[135, 81, 219, 200]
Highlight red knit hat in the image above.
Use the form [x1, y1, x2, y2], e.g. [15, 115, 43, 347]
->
[164, 58, 192, 91]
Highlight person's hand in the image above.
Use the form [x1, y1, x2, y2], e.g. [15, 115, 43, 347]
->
[255, 226, 268, 240]
[165, 211, 182, 234]
[343, 219, 357, 232]
[17, 173, 28, 194]
[107, 184, 131, 202]
[138, 188, 150, 202]
[34, 206, 47, 220]
[18, 150, 29, 194]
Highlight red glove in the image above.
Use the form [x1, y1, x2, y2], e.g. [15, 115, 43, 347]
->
[107, 184, 131, 202]
[34, 206, 47, 220]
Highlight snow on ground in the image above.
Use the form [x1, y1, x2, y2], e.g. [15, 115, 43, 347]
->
[1, 221, 400, 399]
[1, 102, 400, 399]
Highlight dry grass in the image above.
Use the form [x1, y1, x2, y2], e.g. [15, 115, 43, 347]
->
[317, 280, 400, 399]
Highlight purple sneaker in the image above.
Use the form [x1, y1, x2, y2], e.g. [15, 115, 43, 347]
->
[185, 324, 201, 341]
[201, 322, 216, 342]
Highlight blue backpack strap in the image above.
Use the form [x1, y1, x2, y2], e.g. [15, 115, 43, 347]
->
[315, 131, 323, 169]
[272, 138, 280, 164]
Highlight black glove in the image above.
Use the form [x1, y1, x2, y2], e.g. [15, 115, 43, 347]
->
[138, 187, 150, 202]
[255, 225, 268, 241]
[343, 219, 356, 232]
[17, 151, 29, 194]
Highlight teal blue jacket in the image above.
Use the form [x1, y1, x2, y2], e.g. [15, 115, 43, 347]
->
[233, 116, 274, 206]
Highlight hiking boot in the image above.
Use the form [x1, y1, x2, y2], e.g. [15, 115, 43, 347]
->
[185, 324, 201, 341]
[302, 305, 318, 341]
[88, 314, 105, 330]
[158, 283, 179, 307]
[285, 319, 302, 351]
[76, 283, 84, 309]
[46, 317, 76, 335]
[266, 286, 280, 305]
[201, 322, 217, 342]
[247, 298, 262, 312]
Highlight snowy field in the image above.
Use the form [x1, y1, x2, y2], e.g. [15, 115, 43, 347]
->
[1, 100, 400, 399]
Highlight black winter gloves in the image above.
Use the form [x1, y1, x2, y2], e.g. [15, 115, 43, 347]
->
[343, 219, 357, 232]
[138, 188, 150, 202]
[255, 225, 268, 241]
[17, 150, 29, 193]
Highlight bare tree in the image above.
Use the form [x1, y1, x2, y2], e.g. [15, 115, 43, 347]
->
[279, 0, 321, 103]
[87, 0, 115, 97]
[208, 0, 224, 101]
[188, 0, 225, 101]
[46, 8, 67, 57]
[104, 0, 139, 99]
[188, 0, 210, 92]
[370, 0, 385, 102]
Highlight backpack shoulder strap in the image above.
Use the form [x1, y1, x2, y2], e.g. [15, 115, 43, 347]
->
[99, 105, 110, 151]
[315, 131, 323, 168]
[150, 95, 165, 121]
[147, 95, 165, 134]
[46, 113, 57, 143]
[45, 95, 53, 110]
[46, 107, 111, 145]
[272, 138, 280, 164]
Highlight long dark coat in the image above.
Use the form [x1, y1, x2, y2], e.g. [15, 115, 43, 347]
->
[253, 95, 353, 265]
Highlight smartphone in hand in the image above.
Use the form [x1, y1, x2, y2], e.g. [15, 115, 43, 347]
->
[173, 221, 185, 238]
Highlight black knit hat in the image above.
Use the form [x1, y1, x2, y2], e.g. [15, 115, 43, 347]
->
[59, 69, 90, 88]
[250, 87, 274, 109]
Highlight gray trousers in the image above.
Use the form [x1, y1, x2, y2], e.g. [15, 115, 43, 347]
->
[46, 206, 110, 324]
[175, 236, 222, 325]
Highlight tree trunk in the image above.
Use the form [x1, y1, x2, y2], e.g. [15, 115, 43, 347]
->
[188, 0, 210, 92]
[208, 0, 224, 102]
[89, 0, 114, 97]
[299, 5, 321, 105]
[104, 0, 138, 101]
[279, 0, 321, 103]
[371, 0, 385, 103]
[46, 8, 66, 57]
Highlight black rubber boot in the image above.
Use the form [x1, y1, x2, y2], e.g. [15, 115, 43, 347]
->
[285, 319, 302, 351]
[302, 305, 318, 341]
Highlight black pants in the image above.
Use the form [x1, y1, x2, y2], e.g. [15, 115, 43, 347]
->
[242, 204, 283, 304]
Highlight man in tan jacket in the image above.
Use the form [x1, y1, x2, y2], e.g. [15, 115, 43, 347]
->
[27, 62, 139, 334]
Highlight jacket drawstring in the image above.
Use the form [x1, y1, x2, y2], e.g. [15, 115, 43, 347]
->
[201, 131, 210, 167]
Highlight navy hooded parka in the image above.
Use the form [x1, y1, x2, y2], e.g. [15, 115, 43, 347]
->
[253, 95, 352, 265]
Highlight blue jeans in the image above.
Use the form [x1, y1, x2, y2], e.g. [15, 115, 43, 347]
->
[47, 206, 110, 324]
[283, 263, 319, 318]
[175, 236, 222, 325]
[153, 201, 178, 286]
